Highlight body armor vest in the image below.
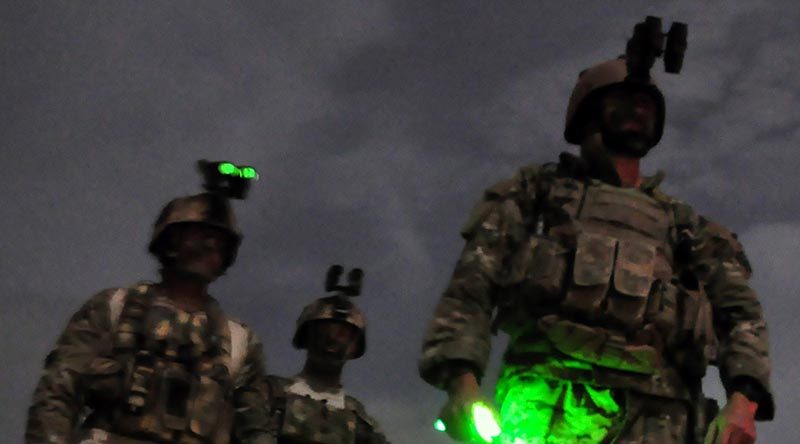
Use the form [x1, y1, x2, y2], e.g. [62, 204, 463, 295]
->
[265, 376, 379, 444]
[495, 167, 716, 399]
[84, 284, 235, 444]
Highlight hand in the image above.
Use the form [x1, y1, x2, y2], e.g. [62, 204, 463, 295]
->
[438, 372, 493, 442]
[704, 392, 758, 444]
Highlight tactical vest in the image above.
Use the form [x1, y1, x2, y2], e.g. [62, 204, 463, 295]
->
[81, 283, 247, 444]
[265, 375, 382, 444]
[491, 163, 716, 399]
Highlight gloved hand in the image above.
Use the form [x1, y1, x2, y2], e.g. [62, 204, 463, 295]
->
[704, 392, 758, 444]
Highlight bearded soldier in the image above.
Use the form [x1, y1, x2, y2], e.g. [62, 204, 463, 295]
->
[26, 161, 272, 444]
[419, 18, 773, 444]
[262, 266, 389, 444]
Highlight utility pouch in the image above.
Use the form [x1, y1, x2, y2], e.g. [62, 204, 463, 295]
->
[561, 234, 615, 316]
[606, 240, 657, 330]
[538, 315, 661, 374]
[512, 235, 569, 306]
[159, 363, 192, 431]
[690, 394, 719, 444]
[672, 278, 717, 379]
[84, 357, 124, 408]
[186, 375, 226, 438]
[124, 351, 156, 414]
[280, 394, 356, 444]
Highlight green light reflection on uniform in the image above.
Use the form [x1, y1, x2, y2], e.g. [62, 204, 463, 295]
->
[497, 379, 620, 444]
[218, 162, 237, 176]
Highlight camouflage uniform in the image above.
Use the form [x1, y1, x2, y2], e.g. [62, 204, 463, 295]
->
[419, 57, 774, 443]
[26, 193, 272, 444]
[262, 292, 389, 444]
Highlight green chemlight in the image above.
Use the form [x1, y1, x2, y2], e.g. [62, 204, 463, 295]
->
[434, 419, 446, 432]
[218, 162, 237, 175]
[472, 403, 502, 442]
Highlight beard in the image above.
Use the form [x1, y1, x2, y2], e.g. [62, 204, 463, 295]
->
[601, 127, 652, 158]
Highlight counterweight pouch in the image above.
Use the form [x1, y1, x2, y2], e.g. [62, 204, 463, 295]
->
[280, 394, 357, 444]
[159, 363, 192, 431]
[186, 371, 229, 439]
[125, 351, 156, 414]
[561, 233, 616, 317]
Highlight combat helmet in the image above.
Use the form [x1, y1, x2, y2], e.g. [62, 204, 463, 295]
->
[293, 266, 366, 359]
[148, 160, 259, 269]
[148, 192, 242, 268]
[564, 17, 688, 148]
[563, 57, 666, 147]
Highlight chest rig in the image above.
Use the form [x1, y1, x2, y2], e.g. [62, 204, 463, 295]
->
[101, 284, 235, 444]
[266, 376, 379, 444]
[497, 163, 714, 382]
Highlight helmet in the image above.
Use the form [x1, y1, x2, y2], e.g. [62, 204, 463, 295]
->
[148, 192, 242, 268]
[292, 295, 366, 359]
[564, 57, 665, 147]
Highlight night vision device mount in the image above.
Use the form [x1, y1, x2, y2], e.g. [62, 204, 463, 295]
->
[325, 265, 364, 297]
[197, 159, 259, 200]
[625, 16, 688, 84]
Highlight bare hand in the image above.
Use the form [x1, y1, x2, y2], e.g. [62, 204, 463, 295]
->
[704, 392, 758, 444]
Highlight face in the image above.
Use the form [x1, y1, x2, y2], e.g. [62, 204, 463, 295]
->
[305, 320, 360, 365]
[598, 88, 658, 156]
[167, 224, 231, 282]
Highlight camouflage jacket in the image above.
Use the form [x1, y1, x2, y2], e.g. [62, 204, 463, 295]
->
[419, 153, 774, 420]
[25, 283, 272, 444]
[262, 375, 389, 444]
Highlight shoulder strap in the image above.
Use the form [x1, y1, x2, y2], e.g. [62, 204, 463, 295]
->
[226, 319, 248, 378]
[108, 288, 128, 331]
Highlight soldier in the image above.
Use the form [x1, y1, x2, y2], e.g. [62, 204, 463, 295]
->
[26, 162, 272, 444]
[419, 18, 773, 444]
[262, 266, 389, 444]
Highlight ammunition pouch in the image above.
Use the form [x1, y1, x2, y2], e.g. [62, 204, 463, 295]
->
[561, 234, 658, 332]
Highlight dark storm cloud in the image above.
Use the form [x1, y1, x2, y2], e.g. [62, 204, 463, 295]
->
[2, 2, 798, 443]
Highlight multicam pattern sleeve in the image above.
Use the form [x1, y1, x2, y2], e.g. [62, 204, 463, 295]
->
[419, 177, 526, 389]
[25, 290, 116, 444]
[689, 215, 775, 420]
[232, 326, 274, 444]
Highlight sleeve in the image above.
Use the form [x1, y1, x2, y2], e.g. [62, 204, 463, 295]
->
[689, 217, 774, 420]
[349, 396, 391, 444]
[232, 328, 275, 444]
[25, 290, 116, 444]
[418, 183, 524, 389]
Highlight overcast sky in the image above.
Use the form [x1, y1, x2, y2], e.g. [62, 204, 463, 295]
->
[2, 2, 798, 443]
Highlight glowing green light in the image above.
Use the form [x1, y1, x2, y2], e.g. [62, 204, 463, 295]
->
[434, 419, 446, 432]
[241, 166, 258, 180]
[218, 162, 237, 176]
[472, 403, 501, 442]
[496, 377, 620, 443]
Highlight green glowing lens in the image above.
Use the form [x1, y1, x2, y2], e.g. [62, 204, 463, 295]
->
[241, 166, 258, 180]
[434, 419, 447, 432]
[218, 162, 237, 175]
[472, 403, 501, 442]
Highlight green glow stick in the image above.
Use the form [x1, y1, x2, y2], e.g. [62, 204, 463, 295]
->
[472, 403, 501, 442]
[432, 403, 501, 443]
[218, 162, 237, 175]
